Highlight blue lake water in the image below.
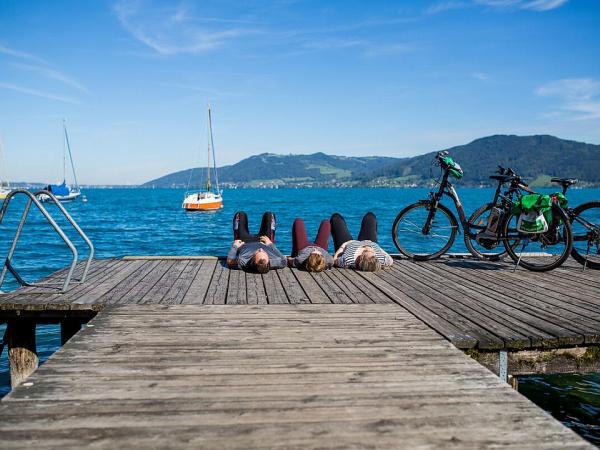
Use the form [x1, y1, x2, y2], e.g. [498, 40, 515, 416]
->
[0, 187, 599, 444]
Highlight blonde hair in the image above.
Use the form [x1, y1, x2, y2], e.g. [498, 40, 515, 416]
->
[356, 254, 381, 272]
[305, 253, 327, 272]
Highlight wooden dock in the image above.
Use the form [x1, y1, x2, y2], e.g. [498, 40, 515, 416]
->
[0, 257, 599, 448]
[0, 304, 593, 449]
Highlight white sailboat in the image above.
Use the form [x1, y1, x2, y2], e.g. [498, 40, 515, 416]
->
[0, 139, 11, 200]
[41, 120, 82, 202]
[182, 105, 223, 211]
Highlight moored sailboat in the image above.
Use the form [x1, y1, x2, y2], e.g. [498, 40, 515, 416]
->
[182, 105, 223, 211]
[41, 120, 82, 202]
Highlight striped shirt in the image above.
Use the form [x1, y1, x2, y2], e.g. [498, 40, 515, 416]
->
[336, 240, 393, 268]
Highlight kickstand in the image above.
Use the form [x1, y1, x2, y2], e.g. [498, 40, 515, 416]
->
[514, 240, 528, 272]
[583, 241, 591, 272]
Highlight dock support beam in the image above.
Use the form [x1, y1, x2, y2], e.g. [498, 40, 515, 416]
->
[61, 319, 81, 345]
[498, 350, 508, 383]
[6, 319, 38, 388]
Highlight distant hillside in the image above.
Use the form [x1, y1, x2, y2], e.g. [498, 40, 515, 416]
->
[143, 152, 402, 188]
[143, 135, 600, 188]
[360, 135, 600, 186]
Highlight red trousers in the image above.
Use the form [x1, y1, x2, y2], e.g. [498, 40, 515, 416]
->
[291, 219, 331, 257]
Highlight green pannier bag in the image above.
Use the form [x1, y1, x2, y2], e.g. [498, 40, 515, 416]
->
[512, 193, 568, 234]
[441, 156, 464, 179]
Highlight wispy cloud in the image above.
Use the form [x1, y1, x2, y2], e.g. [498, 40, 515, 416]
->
[474, 0, 567, 11]
[471, 72, 490, 81]
[0, 82, 79, 104]
[9, 62, 89, 94]
[427, 0, 567, 13]
[113, 0, 257, 55]
[0, 43, 47, 64]
[537, 78, 600, 120]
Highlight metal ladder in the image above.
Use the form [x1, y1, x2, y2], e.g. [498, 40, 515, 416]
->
[0, 189, 94, 293]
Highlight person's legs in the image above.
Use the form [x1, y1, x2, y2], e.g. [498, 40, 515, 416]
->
[330, 213, 353, 250]
[314, 220, 331, 250]
[258, 211, 276, 242]
[234, 211, 259, 242]
[292, 218, 310, 256]
[357, 212, 378, 242]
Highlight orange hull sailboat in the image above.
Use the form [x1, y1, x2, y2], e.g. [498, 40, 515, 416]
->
[182, 105, 223, 211]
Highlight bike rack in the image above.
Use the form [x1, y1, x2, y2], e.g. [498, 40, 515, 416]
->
[0, 189, 94, 293]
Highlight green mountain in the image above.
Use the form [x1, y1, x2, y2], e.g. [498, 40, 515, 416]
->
[143, 135, 600, 187]
[361, 135, 600, 186]
[143, 152, 402, 187]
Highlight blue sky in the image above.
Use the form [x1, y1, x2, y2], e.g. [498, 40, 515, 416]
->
[1, 0, 599, 184]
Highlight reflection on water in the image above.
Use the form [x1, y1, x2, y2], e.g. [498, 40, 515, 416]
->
[0, 188, 599, 445]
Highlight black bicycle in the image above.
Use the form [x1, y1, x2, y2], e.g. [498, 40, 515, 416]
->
[391, 152, 573, 272]
[551, 178, 600, 269]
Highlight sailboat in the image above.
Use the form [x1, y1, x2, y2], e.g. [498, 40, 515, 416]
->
[182, 105, 223, 211]
[0, 139, 11, 200]
[41, 120, 82, 202]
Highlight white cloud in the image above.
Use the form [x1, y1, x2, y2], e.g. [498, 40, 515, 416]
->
[0, 43, 47, 64]
[113, 0, 256, 55]
[537, 78, 600, 120]
[9, 62, 89, 94]
[0, 82, 79, 104]
[428, 0, 567, 13]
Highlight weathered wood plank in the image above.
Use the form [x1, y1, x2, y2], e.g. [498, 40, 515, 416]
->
[244, 272, 268, 305]
[0, 305, 591, 450]
[181, 259, 217, 304]
[262, 270, 288, 304]
[204, 263, 230, 305]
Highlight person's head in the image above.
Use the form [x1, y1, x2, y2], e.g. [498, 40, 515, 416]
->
[355, 247, 381, 272]
[249, 248, 270, 273]
[304, 252, 327, 272]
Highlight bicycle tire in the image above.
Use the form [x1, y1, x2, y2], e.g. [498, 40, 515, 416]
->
[570, 200, 600, 270]
[503, 204, 573, 272]
[392, 201, 458, 260]
[464, 203, 507, 261]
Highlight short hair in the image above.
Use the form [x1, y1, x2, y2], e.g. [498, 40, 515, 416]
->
[304, 253, 327, 272]
[356, 254, 381, 272]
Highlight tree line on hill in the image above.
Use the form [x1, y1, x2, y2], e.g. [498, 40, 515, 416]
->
[143, 135, 600, 188]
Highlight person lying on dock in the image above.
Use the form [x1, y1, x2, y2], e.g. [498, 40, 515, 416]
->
[330, 212, 393, 271]
[288, 218, 333, 272]
[226, 211, 286, 273]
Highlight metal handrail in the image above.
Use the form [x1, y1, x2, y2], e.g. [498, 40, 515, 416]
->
[0, 189, 93, 293]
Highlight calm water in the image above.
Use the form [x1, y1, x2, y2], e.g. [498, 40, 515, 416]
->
[0, 187, 599, 444]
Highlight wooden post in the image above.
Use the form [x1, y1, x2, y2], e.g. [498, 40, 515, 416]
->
[6, 319, 38, 388]
[60, 319, 81, 345]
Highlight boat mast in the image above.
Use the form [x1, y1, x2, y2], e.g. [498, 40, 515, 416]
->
[208, 105, 220, 194]
[206, 105, 211, 193]
[63, 119, 80, 191]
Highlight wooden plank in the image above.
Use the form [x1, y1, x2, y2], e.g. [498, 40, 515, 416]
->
[226, 267, 247, 305]
[309, 270, 353, 304]
[335, 268, 395, 304]
[0, 305, 591, 450]
[115, 260, 176, 305]
[262, 270, 288, 304]
[160, 260, 203, 305]
[391, 262, 563, 349]
[244, 272, 268, 305]
[181, 259, 217, 304]
[100, 260, 162, 304]
[204, 263, 230, 305]
[357, 270, 483, 349]
[138, 260, 191, 304]
[290, 269, 331, 304]
[277, 268, 309, 304]
[417, 261, 595, 346]
[325, 269, 374, 304]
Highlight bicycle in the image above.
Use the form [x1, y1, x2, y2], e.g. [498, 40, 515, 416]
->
[391, 152, 573, 272]
[551, 178, 600, 270]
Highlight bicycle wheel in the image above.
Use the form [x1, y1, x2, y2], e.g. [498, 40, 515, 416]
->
[464, 203, 508, 261]
[570, 201, 600, 269]
[392, 201, 458, 260]
[503, 204, 573, 272]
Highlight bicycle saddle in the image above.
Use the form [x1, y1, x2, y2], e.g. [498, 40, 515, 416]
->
[551, 177, 578, 188]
